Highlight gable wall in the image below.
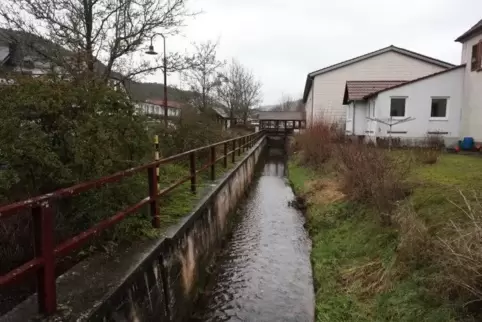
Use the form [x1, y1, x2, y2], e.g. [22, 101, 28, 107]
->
[305, 51, 448, 126]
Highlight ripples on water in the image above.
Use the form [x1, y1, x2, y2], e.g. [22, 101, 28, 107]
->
[191, 150, 315, 322]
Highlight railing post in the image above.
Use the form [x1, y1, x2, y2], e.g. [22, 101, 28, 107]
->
[237, 139, 241, 156]
[189, 152, 196, 194]
[232, 140, 236, 163]
[32, 203, 56, 315]
[223, 143, 228, 168]
[210, 146, 216, 181]
[148, 166, 160, 228]
[154, 135, 160, 188]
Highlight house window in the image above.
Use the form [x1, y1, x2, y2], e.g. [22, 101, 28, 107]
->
[431, 98, 447, 118]
[390, 98, 406, 117]
[471, 42, 482, 71]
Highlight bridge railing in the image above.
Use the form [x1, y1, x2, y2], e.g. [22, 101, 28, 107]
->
[0, 131, 264, 316]
[259, 119, 306, 130]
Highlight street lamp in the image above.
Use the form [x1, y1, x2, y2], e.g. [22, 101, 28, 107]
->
[146, 34, 168, 127]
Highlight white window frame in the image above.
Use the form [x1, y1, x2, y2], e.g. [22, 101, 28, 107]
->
[389, 96, 407, 119]
[429, 96, 449, 121]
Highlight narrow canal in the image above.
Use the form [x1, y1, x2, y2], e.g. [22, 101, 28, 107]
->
[191, 148, 315, 322]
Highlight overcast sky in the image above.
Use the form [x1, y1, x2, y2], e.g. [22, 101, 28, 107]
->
[145, 0, 482, 105]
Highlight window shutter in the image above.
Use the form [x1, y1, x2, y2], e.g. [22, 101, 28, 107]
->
[478, 40, 482, 70]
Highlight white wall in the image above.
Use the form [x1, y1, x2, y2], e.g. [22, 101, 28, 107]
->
[353, 101, 368, 135]
[309, 51, 448, 124]
[373, 66, 464, 144]
[345, 102, 354, 133]
[345, 101, 367, 135]
[305, 86, 314, 125]
[460, 34, 482, 141]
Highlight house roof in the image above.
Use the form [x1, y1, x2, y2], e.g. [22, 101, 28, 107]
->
[211, 106, 230, 118]
[0, 28, 70, 68]
[343, 80, 407, 104]
[363, 64, 466, 99]
[455, 19, 482, 42]
[258, 111, 304, 121]
[0, 28, 125, 79]
[302, 45, 456, 103]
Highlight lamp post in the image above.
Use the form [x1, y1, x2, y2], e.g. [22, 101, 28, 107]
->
[146, 34, 168, 127]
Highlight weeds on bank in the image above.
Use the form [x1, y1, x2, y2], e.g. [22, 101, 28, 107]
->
[291, 120, 482, 321]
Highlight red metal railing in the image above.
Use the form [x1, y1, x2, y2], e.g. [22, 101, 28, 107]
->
[0, 131, 264, 316]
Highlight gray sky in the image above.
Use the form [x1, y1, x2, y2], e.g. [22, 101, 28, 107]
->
[146, 0, 482, 105]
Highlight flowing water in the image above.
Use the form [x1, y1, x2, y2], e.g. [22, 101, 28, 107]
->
[191, 149, 315, 322]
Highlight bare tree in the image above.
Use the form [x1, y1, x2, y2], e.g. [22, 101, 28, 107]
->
[0, 0, 194, 81]
[217, 59, 261, 124]
[183, 41, 225, 111]
[271, 94, 304, 112]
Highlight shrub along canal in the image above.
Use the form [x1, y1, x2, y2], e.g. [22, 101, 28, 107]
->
[191, 148, 314, 322]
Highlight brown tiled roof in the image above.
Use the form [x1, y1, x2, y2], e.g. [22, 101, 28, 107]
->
[258, 111, 304, 121]
[343, 80, 406, 104]
[456, 19, 482, 42]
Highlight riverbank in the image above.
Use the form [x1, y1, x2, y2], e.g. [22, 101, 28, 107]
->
[288, 153, 482, 322]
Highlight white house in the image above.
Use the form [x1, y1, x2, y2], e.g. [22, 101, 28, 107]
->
[340, 18, 482, 145]
[136, 101, 181, 118]
[302, 46, 455, 126]
[343, 66, 465, 145]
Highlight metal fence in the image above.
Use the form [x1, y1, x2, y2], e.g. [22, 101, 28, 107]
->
[0, 131, 264, 316]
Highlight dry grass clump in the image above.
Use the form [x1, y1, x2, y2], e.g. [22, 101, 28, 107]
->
[393, 203, 431, 264]
[414, 134, 445, 165]
[304, 179, 345, 205]
[433, 191, 482, 303]
[341, 259, 396, 297]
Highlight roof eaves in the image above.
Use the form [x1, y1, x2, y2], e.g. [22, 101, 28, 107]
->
[302, 75, 313, 103]
[455, 19, 482, 42]
[363, 64, 466, 100]
[308, 46, 454, 79]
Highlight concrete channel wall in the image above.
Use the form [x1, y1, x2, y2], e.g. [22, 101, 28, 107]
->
[2, 135, 266, 322]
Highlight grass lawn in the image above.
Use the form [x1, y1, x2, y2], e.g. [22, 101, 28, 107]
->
[288, 153, 482, 322]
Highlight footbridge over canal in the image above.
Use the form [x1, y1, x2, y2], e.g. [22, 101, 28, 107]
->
[0, 129, 313, 322]
[258, 111, 306, 135]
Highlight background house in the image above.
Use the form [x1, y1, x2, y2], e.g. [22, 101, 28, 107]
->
[339, 18, 482, 146]
[343, 66, 464, 145]
[211, 106, 232, 129]
[302, 46, 455, 126]
[0, 28, 64, 77]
